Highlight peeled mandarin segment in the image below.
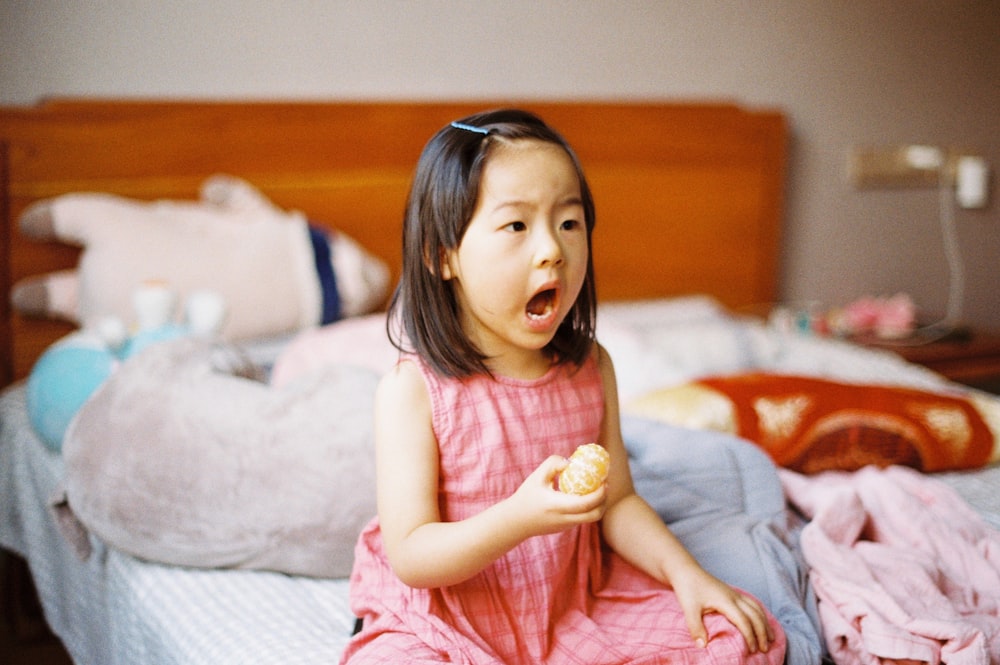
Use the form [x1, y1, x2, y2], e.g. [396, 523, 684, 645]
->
[558, 443, 610, 495]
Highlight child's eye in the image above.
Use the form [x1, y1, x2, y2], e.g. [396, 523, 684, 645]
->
[504, 221, 527, 232]
[560, 219, 582, 231]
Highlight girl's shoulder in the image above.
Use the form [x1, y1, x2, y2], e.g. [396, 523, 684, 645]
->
[590, 341, 618, 396]
[591, 340, 612, 371]
[376, 356, 432, 412]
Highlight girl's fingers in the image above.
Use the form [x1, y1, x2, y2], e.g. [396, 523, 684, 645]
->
[732, 595, 773, 653]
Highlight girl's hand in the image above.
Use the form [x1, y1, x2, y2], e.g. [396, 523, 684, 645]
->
[506, 455, 607, 538]
[671, 567, 775, 654]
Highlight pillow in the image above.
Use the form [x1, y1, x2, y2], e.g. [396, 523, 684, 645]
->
[52, 337, 379, 578]
[270, 312, 397, 388]
[626, 372, 1000, 473]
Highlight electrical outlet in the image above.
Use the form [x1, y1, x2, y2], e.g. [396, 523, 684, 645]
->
[955, 155, 989, 208]
[848, 145, 944, 188]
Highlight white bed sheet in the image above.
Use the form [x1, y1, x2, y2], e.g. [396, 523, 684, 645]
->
[597, 297, 953, 402]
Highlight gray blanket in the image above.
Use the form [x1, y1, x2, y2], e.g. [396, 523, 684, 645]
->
[624, 416, 824, 665]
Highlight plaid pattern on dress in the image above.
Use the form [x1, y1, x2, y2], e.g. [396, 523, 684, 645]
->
[342, 354, 785, 664]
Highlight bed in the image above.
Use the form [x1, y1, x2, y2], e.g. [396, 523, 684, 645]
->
[2, 99, 998, 665]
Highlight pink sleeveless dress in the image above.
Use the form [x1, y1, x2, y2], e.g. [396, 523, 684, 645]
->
[341, 354, 786, 664]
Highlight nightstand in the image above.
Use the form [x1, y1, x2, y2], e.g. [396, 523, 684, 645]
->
[854, 328, 1000, 394]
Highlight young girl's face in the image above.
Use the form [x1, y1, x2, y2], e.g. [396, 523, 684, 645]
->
[441, 139, 589, 375]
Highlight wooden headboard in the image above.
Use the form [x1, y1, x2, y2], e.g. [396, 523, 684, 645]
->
[0, 100, 786, 386]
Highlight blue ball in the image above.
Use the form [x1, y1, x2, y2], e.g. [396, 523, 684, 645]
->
[26, 336, 117, 452]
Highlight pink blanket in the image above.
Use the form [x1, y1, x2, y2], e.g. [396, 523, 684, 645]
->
[780, 465, 1000, 665]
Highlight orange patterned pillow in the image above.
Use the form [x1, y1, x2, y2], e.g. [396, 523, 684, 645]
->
[627, 373, 1000, 473]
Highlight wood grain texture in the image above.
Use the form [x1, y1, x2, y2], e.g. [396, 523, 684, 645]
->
[0, 99, 786, 385]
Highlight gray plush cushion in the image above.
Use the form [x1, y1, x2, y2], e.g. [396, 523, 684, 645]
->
[53, 337, 378, 578]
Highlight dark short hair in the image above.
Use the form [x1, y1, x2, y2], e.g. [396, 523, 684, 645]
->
[387, 109, 597, 378]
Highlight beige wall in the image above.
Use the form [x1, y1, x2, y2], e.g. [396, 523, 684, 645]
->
[2, 1, 997, 328]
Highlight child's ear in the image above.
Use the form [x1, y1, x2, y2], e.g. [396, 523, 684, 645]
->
[440, 255, 455, 280]
[430, 247, 456, 281]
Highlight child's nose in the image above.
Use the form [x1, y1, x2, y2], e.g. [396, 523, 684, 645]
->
[535, 229, 564, 266]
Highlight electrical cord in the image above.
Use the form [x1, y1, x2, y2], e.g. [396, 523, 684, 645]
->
[880, 169, 966, 346]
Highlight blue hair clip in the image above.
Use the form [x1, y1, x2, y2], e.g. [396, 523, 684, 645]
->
[450, 121, 490, 135]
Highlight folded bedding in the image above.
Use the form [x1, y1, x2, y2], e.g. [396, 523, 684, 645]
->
[628, 372, 1000, 474]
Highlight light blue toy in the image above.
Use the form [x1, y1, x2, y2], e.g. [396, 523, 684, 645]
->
[27, 331, 121, 452]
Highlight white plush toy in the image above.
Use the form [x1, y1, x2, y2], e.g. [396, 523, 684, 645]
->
[11, 175, 390, 341]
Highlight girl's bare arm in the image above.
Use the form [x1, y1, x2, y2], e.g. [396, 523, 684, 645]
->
[374, 361, 606, 589]
[594, 345, 775, 653]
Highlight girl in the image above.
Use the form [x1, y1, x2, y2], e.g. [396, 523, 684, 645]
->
[341, 109, 785, 664]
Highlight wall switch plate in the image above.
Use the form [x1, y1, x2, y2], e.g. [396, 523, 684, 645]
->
[848, 145, 944, 188]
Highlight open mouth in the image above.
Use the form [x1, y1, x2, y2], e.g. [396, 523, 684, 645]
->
[526, 288, 557, 320]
